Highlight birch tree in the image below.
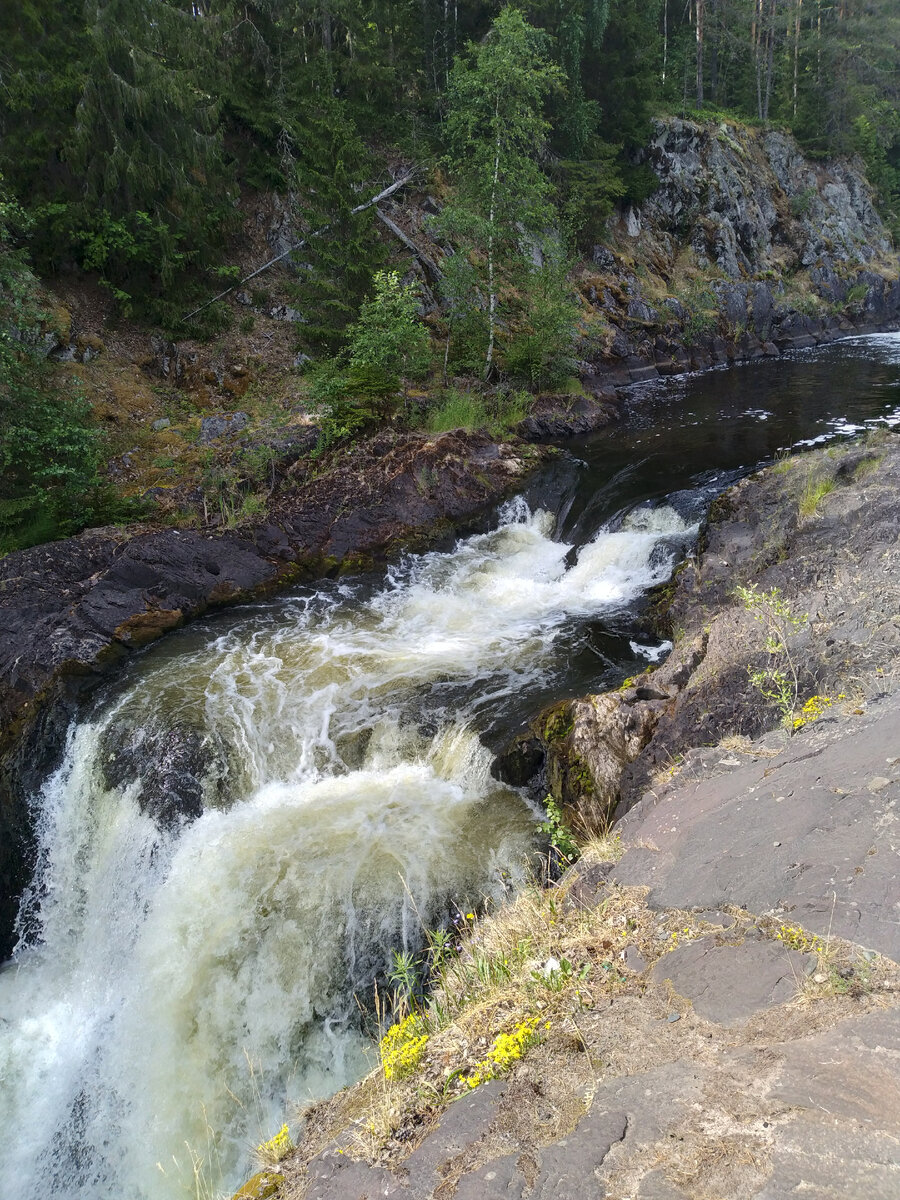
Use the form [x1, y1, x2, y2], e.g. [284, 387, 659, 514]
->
[437, 7, 564, 380]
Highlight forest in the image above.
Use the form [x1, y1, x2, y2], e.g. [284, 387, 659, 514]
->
[1, 0, 899, 546]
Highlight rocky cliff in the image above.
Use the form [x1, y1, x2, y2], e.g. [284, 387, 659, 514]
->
[576, 117, 900, 387]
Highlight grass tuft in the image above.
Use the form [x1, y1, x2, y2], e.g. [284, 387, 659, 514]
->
[424, 388, 530, 436]
[798, 470, 836, 521]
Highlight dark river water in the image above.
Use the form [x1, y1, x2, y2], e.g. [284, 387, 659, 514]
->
[1, 332, 899, 1200]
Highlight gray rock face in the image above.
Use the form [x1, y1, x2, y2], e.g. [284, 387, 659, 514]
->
[578, 117, 900, 382]
[199, 411, 249, 442]
[643, 119, 889, 282]
[614, 693, 900, 960]
[650, 936, 814, 1025]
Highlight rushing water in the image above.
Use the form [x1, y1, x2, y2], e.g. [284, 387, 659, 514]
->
[2, 333, 900, 1200]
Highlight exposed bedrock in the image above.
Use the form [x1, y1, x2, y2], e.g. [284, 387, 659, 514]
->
[579, 116, 900, 388]
[501, 436, 900, 835]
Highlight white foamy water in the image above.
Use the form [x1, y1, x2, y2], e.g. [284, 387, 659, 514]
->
[0, 499, 694, 1200]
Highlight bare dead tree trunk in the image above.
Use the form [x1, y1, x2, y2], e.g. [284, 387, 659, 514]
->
[662, 0, 668, 84]
[709, 0, 719, 105]
[763, 0, 776, 121]
[754, 0, 765, 119]
[484, 107, 501, 381]
[322, 7, 332, 53]
[816, 0, 822, 86]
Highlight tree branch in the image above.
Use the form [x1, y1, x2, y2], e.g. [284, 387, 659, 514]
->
[181, 171, 419, 324]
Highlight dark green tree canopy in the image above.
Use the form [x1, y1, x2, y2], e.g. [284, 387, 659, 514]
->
[0, 0, 897, 316]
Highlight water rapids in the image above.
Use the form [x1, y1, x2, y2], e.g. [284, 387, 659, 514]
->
[0, 498, 695, 1199]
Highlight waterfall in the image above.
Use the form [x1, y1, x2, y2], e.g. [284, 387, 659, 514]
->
[0, 498, 696, 1200]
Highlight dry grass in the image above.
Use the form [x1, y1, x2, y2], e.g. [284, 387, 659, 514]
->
[271, 869, 900, 1200]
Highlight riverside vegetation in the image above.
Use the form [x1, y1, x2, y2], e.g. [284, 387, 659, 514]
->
[3, 2, 900, 550]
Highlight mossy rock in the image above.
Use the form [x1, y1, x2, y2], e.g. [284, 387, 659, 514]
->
[231, 1169, 285, 1200]
[539, 700, 575, 745]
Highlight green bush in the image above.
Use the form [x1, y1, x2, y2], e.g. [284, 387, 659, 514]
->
[0, 180, 106, 551]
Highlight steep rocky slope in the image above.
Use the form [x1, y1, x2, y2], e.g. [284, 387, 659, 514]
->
[576, 118, 900, 386]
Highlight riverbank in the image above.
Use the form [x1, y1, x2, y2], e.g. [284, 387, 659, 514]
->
[262, 431, 900, 1200]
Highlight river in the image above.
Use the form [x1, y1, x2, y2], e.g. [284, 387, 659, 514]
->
[2, 333, 900, 1199]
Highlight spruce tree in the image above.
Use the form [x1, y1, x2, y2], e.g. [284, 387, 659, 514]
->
[64, 0, 224, 295]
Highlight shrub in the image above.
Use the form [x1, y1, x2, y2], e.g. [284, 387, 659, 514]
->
[0, 180, 105, 551]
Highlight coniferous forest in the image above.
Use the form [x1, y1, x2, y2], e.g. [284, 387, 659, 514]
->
[1, 0, 899, 548]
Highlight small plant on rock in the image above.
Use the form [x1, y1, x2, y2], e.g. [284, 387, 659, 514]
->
[735, 583, 807, 729]
[459, 1016, 545, 1089]
[256, 1123, 294, 1165]
[380, 1013, 429, 1081]
[538, 795, 579, 864]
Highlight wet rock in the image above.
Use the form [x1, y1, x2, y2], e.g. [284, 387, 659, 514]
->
[534, 692, 661, 833]
[100, 719, 227, 828]
[492, 732, 544, 786]
[516, 391, 617, 441]
[750, 282, 775, 339]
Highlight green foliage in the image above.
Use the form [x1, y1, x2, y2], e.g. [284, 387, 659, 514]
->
[436, 7, 568, 380]
[2, 0, 897, 325]
[681, 282, 718, 344]
[347, 271, 431, 380]
[853, 112, 900, 241]
[554, 152, 626, 253]
[308, 271, 431, 450]
[538, 796, 579, 864]
[0, 181, 105, 551]
[503, 256, 580, 389]
[283, 95, 386, 352]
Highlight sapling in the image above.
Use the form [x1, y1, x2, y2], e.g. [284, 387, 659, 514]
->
[735, 582, 807, 728]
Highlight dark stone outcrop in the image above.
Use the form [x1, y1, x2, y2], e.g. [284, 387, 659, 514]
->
[615, 692, 900, 959]
[577, 117, 900, 389]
